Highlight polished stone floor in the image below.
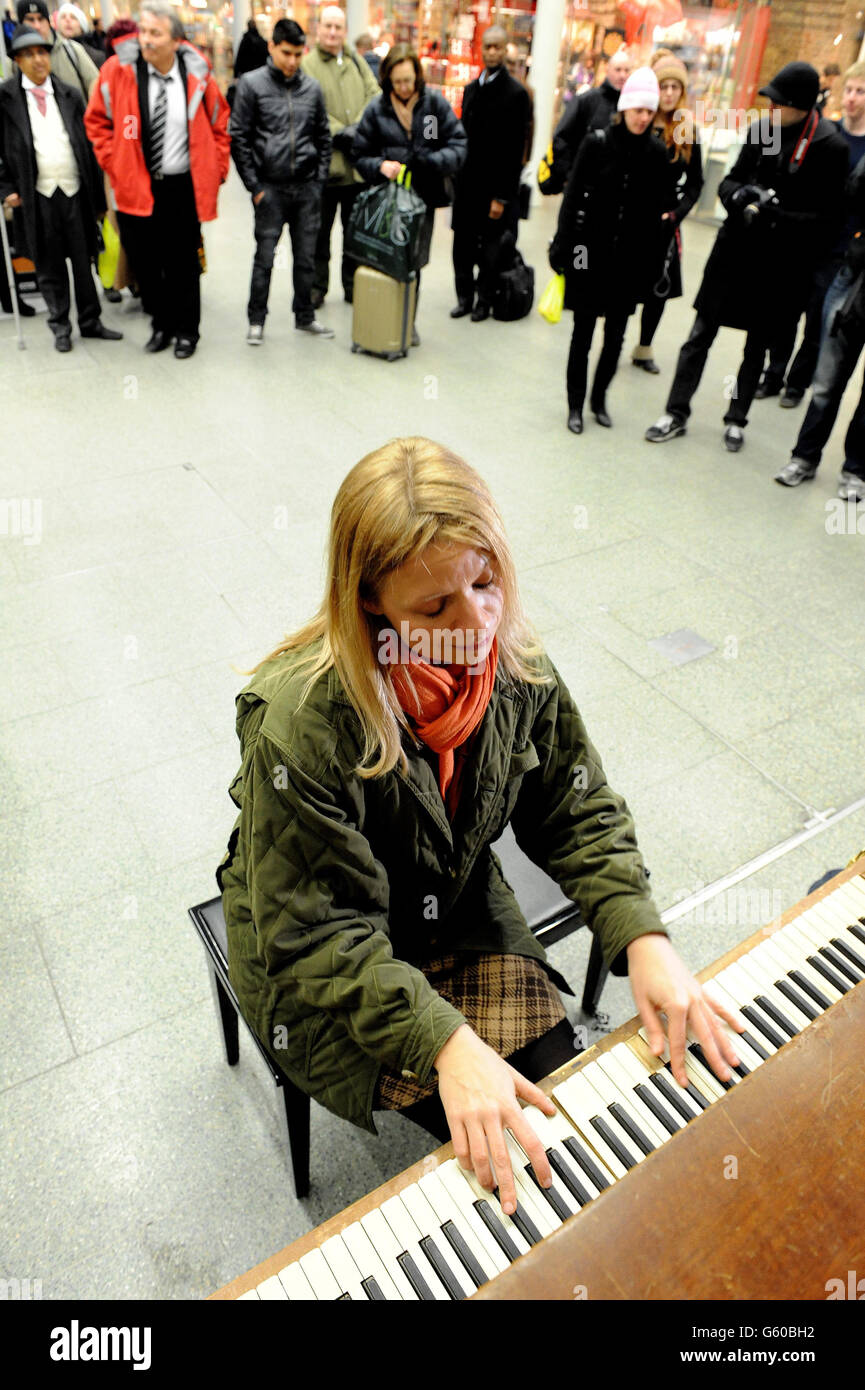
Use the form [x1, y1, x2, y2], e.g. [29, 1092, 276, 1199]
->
[1, 168, 863, 1299]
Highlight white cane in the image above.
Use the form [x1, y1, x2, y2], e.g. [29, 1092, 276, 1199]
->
[0, 206, 26, 349]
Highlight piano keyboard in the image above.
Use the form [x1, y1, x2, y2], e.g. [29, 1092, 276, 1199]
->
[216, 867, 865, 1301]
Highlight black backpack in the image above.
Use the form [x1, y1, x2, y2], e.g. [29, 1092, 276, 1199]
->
[493, 232, 535, 321]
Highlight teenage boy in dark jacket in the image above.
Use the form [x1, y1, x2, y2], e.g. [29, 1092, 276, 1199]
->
[230, 18, 333, 344]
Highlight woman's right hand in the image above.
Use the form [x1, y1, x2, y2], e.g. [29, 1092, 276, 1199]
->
[380, 160, 402, 181]
[434, 1024, 557, 1215]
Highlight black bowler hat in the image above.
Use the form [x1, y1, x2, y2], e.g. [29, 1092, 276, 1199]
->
[10, 23, 51, 52]
[759, 61, 820, 111]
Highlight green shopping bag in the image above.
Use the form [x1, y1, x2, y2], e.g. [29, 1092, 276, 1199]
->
[538, 272, 565, 324]
[97, 216, 119, 290]
[345, 166, 426, 283]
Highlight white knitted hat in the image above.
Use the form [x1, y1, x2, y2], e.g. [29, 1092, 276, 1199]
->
[617, 66, 660, 113]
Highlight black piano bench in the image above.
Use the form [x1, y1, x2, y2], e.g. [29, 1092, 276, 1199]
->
[189, 828, 609, 1197]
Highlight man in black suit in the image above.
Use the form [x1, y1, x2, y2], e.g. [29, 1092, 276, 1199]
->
[0, 25, 120, 351]
[451, 25, 531, 321]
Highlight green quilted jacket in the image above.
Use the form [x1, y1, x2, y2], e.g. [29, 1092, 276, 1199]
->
[217, 644, 666, 1132]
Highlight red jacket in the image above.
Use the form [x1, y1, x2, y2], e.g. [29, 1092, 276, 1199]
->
[85, 36, 230, 222]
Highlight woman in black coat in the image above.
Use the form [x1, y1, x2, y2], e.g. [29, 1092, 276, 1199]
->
[549, 67, 676, 434]
[352, 44, 467, 342]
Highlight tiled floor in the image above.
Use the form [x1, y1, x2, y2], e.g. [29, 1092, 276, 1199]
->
[1, 170, 863, 1299]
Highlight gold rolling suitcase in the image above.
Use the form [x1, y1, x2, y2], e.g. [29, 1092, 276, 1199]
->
[351, 265, 416, 361]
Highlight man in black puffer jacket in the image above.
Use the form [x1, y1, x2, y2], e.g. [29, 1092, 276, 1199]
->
[230, 18, 333, 344]
[539, 49, 632, 197]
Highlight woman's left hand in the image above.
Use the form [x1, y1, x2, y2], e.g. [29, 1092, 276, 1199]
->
[380, 159, 402, 181]
[626, 933, 743, 1087]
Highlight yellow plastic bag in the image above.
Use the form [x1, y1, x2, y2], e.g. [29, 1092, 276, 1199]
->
[538, 272, 565, 324]
[97, 215, 119, 290]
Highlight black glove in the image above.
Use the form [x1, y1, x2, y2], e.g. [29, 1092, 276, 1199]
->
[332, 123, 358, 155]
[729, 183, 763, 210]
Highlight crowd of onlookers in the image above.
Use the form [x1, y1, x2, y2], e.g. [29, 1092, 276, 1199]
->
[1, 4, 864, 500]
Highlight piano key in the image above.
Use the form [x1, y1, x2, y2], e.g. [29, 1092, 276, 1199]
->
[256, 1273, 291, 1300]
[607, 1044, 690, 1129]
[582, 1060, 662, 1154]
[803, 951, 851, 995]
[689, 1043, 735, 1089]
[553, 1072, 631, 1179]
[362, 1277, 387, 1301]
[399, 1185, 475, 1298]
[760, 934, 837, 1007]
[380, 1195, 451, 1301]
[594, 1048, 673, 1146]
[418, 1169, 501, 1281]
[772, 977, 818, 1022]
[714, 967, 785, 1051]
[701, 981, 773, 1066]
[739, 1003, 787, 1050]
[473, 1197, 523, 1262]
[521, 1104, 611, 1195]
[275, 1260, 318, 1300]
[319, 1233, 369, 1301]
[298, 1246, 344, 1301]
[752, 995, 800, 1039]
[453, 1165, 532, 1255]
[237, 1289, 260, 1300]
[499, 1133, 569, 1233]
[720, 959, 792, 1031]
[493, 1189, 544, 1246]
[341, 1219, 404, 1301]
[440, 1220, 489, 1289]
[828, 935, 865, 973]
[754, 940, 825, 1018]
[816, 943, 863, 984]
[434, 1160, 510, 1274]
[734, 948, 816, 1027]
[626, 1035, 706, 1114]
[522, 1163, 576, 1222]
[546, 1148, 596, 1206]
[360, 1208, 420, 1300]
[775, 925, 845, 999]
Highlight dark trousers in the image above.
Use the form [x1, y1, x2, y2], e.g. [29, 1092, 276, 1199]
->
[760, 258, 837, 394]
[638, 294, 666, 348]
[314, 181, 361, 300]
[34, 188, 101, 337]
[666, 313, 766, 427]
[117, 172, 201, 340]
[393, 1018, 580, 1144]
[792, 264, 865, 480]
[453, 197, 519, 309]
[248, 180, 322, 326]
[566, 306, 630, 412]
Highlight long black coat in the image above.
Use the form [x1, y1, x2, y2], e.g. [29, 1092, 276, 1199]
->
[0, 71, 105, 261]
[453, 68, 530, 221]
[694, 113, 848, 330]
[551, 118, 676, 316]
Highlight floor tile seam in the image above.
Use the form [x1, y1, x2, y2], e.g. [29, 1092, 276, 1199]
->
[5, 916, 78, 1072]
[0, 725, 222, 804]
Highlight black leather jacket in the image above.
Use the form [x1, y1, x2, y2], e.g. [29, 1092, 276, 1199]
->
[229, 60, 332, 193]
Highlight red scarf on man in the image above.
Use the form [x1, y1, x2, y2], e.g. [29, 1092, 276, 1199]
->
[391, 637, 499, 818]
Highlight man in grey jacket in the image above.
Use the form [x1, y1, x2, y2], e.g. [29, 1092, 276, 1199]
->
[230, 18, 333, 344]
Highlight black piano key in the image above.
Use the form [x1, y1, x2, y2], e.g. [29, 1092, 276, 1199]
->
[753, 995, 800, 1039]
[547, 1148, 594, 1206]
[419, 1236, 465, 1300]
[774, 978, 818, 1022]
[396, 1250, 436, 1300]
[661, 1063, 710, 1111]
[634, 1081, 684, 1134]
[848, 921, 865, 945]
[806, 953, 850, 995]
[788, 970, 831, 1011]
[589, 1114, 640, 1170]
[561, 1135, 611, 1192]
[440, 1220, 487, 1289]
[361, 1276, 387, 1301]
[689, 1043, 735, 1091]
[649, 1069, 699, 1121]
[740, 1004, 787, 1050]
[738, 1027, 770, 1061]
[523, 1164, 572, 1222]
[473, 1199, 521, 1262]
[607, 1101, 656, 1155]
[818, 944, 863, 984]
[337, 1292, 352, 1300]
[493, 1190, 543, 1247]
[830, 936, 865, 972]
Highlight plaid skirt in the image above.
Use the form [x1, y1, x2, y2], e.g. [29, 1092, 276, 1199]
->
[376, 952, 567, 1110]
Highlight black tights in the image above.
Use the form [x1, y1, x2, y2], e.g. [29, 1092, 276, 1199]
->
[639, 294, 666, 349]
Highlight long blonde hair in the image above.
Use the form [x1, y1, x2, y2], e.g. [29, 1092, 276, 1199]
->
[250, 436, 550, 778]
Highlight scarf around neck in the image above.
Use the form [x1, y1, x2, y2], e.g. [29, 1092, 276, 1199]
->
[390, 88, 419, 134]
[392, 636, 499, 817]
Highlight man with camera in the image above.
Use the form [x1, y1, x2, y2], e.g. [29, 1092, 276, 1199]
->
[646, 62, 848, 452]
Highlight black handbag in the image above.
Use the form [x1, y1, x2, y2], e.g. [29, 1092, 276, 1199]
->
[493, 233, 534, 321]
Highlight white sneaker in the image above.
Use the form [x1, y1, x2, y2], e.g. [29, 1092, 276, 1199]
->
[247, 323, 263, 345]
[723, 425, 744, 452]
[774, 458, 817, 486]
[838, 469, 865, 502]
[296, 319, 334, 338]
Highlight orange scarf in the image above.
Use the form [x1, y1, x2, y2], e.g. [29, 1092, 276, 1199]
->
[392, 637, 499, 818]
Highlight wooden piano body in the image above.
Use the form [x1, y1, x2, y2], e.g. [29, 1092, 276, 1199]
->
[211, 859, 865, 1301]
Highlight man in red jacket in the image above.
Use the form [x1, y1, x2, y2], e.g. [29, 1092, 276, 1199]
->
[84, 1, 229, 357]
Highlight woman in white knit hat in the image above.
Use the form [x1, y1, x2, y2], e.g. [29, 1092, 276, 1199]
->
[550, 66, 677, 434]
[56, 3, 107, 67]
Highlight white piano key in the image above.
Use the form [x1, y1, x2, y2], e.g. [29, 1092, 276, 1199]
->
[775, 924, 845, 996]
[319, 1232, 368, 1301]
[380, 1194, 451, 1300]
[508, 1118, 582, 1214]
[448, 1162, 532, 1255]
[626, 1033, 711, 1110]
[256, 1272, 291, 1300]
[700, 982, 771, 1070]
[831, 878, 865, 917]
[732, 950, 813, 1028]
[299, 1246, 344, 1301]
[340, 1219, 404, 1301]
[398, 1184, 476, 1298]
[634, 1027, 723, 1105]
[715, 963, 790, 1048]
[553, 1071, 633, 1177]
[782, 922, 851, 994]
[523, 1103, 613, 1197]
[580, 1059, 663, 1156]
[360, 1208, 420, 1301]
[435, 1159, 511, 1273]
[275, 1260, 318, 1300]
[758, 932, 842, 1005]
[237, 1289, 260, 1300]
[594, 1048, 674, 1147]
[746, 940, 824, 1021]
[497, 1133, 562, 1234]
[418, 1168, 501, 1281]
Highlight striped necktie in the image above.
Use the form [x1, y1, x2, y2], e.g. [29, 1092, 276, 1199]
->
[150, 72, 172, 175]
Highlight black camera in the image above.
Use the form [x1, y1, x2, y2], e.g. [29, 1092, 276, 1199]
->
[742, 186, 778, 226]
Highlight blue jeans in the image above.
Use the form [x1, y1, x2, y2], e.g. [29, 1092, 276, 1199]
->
[247, 181, 322, 326]
[793, 265, 865, 478]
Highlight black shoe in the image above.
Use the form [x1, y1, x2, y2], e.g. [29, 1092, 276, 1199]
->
[780, 387, 803, 408]
[450, 300, 472, 319]
[567, 410, 583, 435]
[310, 289, 324, 309]
[145, 329, 172, 353]
[592, 405, 613, 428]
[174, 336, 197, 358]
[104, 287, 122, 303]
[81, 322, 123, 340]
[754, 375, 782, 400]
[471, 303, 491, 322]
[645, 413, 686, 443]
[55, 333, 72, 353]
[16, 297, 36, 317]
[632, 356, 660, 374]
